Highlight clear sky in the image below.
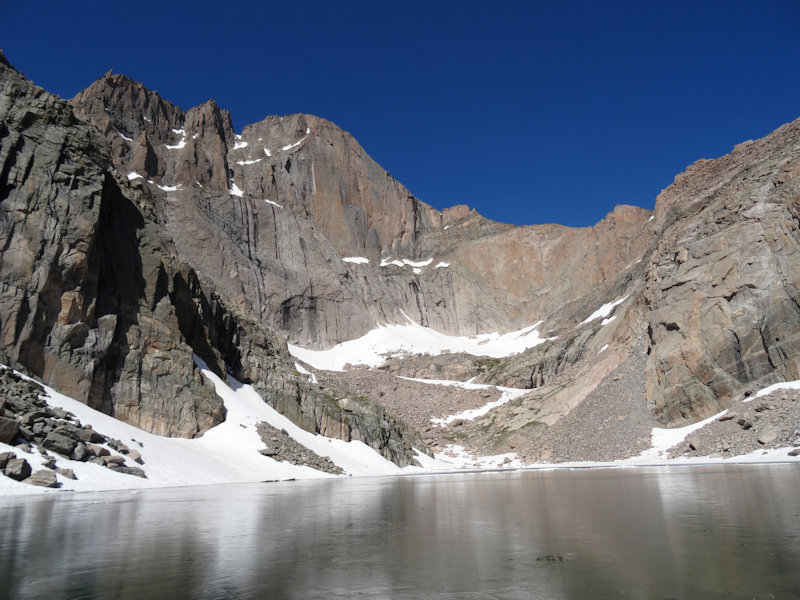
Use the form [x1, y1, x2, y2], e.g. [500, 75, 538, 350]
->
[2, 1, 799, 227]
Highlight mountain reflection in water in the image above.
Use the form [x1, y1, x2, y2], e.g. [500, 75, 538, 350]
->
[1, 464, 799, 599]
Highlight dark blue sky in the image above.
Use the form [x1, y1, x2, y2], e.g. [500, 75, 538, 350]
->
[3, 1, 799, 226]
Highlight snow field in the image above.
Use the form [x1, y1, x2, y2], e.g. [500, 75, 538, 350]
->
[288, 319, 551, 371]
[0, 360, 411, 496]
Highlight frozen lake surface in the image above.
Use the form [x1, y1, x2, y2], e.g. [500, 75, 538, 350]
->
[2, 464, 799, 599]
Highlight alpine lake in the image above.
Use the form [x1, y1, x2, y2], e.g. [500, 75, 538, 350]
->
[2, 463, 799, 599]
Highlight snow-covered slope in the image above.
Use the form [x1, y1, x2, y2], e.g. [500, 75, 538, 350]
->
[289, 317, 551, 371]
[0, 360, 413, 496]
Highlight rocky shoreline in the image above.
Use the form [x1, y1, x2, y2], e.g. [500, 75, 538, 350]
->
[0, 367, 146, 488]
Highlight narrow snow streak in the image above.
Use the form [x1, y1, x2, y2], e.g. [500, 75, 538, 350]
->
[235, 158, 263, 165]
[396, 377, 529, 425]
[343, 257, 370, 264]
[581, 295, 629, 324]
[294, 362, 318, 385]
[281, 136, 306, 152]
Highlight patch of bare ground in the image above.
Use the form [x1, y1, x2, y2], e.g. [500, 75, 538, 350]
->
[311, 363, 505, 452]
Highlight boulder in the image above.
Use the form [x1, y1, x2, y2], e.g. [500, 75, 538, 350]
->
[55, 467, 76, 479]
[0, 451, 15, 469]
[757, 425, 780, 445]
[75, 427, 106, 444]
[0, 416, 19, 444]
[113, 466, 147, 478]
[70, 442, 91, 462]
[42, 431, 78, 456]
[124, 448, 144, 464]
[86, 443, 109, 457]
[4, 458, 31, 481]
[50, 407, 71, 420]
[26, 469, 58, 488]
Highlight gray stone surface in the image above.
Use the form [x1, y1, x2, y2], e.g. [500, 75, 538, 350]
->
[41, 431, 78, 456]
[0, 416, 18, 444]
[26, 469, 58, 488]
[4, 457, 31, 481]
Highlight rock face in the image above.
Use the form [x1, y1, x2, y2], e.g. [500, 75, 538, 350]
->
[69, 72, 653, 349]
[644, 123, 800, 425]
[0, 54, 424, 466]
[2, 46, 800, 467]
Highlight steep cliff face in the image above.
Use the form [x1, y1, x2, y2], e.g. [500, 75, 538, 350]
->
[0, 59, 223, 437]
[69, 73, 653, 349]
[643, 120, 800, 425]
[0, 56, 425, 465]
[3, 48, 799, 465]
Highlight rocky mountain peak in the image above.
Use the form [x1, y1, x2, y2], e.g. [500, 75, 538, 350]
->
[3, 53, 800, 470]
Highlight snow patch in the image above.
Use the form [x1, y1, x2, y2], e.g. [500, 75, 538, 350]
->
[281, 136, 306, 152]
[597, 344, 609, 354]
[639, 410, 728, 460]
[229, 183, 244, 197]
[0, 360, 409, 496]
[265, 199, 281, 208]
[233, 140, 249, 150]
[396, 378, 529, 425]
[263, 147, 271, 157]
[156, 183, 180, 192]
[429, 444, 524, 470]
[295, 362, 318, 385]
[434, 262, 450, 269]
[581, 295, 629, 324]
[127, 172, 142, 180]
[118, 132, 133, 142]
[745, 379, 800, 402]
[343, 257, 370, 265]
[166, 129, 186, 150]
[380, 257, 435, 271]
[235, 158, 263, 166]
[288, 320, 552, 372]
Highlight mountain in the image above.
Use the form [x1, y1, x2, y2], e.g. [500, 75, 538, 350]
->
[1, 50, 799, 474]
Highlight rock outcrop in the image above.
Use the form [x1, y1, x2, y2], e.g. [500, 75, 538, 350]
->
[0, 54, 425, 466]
[643, 121, 800, 425]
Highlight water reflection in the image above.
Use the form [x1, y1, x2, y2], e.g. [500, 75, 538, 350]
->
[1, 465, 799, 599]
